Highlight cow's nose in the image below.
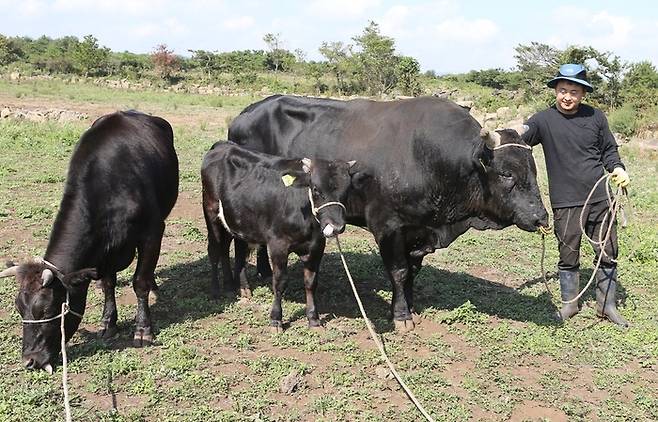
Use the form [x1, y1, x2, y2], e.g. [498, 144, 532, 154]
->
[535, 212, 549, 228]
[323, 224, 336, 237]
[24, 358, 36, 370]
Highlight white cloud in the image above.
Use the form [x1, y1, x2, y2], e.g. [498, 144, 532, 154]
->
[380, 5, 411, 36]
[589, 11, 632, 49]
[223, 15, 255, 30]
[129, 18, 186, 44]
[548, 7, 632, 50]
[14, 0, 47, 17]
[132, 23, 160, 38]
[306, 0, 381, 20]
[53, 0, 166, 15]
[434, 17, 498, 43]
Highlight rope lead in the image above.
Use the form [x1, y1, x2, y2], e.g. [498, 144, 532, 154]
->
[334, 236, 436, 422]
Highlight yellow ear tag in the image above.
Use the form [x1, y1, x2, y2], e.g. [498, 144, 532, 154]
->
[281, 174, 296, 187]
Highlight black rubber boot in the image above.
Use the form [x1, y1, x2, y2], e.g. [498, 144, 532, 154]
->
[596, 267, 629, 328]
[556, 270, 580, 321]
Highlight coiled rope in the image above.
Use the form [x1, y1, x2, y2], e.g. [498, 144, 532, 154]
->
[538, 173, 626, 305]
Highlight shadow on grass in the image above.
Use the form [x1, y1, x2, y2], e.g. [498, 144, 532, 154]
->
[70, 247, 581, 359]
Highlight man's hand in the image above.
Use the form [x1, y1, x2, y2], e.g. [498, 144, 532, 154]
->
[611, 167, 630, 188]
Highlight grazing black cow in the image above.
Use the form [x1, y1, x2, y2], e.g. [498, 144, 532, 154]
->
[0, 110, 179, 372]
[201, 142, 367, 332]
[228, 95, 549, 332]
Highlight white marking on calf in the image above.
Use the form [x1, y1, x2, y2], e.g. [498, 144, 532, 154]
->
[217, 198, 232, 233]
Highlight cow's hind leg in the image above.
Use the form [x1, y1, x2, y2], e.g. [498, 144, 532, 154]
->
[379, 230, 415, 332]
[132, 222, 165, 347]
[217, 228, 236, 295]
[204, 210, 234, 298]
[268, 244, 289, 333]
[99, 272, 119, 339]
[206, 223, 222, 299]
[256, 244, 273, 280]
[407, 254, 424, 324]
[233, 239, 252, 299]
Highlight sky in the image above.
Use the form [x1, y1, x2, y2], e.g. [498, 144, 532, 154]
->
[1, 0, 657, 74]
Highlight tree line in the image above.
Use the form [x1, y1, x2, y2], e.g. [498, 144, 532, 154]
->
[1, 21, 657, 136]
[0, 22, 422, 96]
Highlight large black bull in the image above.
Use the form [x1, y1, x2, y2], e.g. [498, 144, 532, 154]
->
[1, 111, 179, 373]
[228, 95, 548, 331]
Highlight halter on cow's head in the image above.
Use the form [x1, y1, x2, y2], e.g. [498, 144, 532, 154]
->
[475, 126, 548, 232]
[1, 259, 97, 373]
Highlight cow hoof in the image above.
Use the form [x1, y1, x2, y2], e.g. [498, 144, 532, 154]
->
[240, 288, 252, 299]
[394, 319, 415, 333]
[308, 321, 324, 331]
[412, 313, 421, 325]
[270, 322, 284, 334]
[98, 325, 118, 340]
[133, 329, 154, 347]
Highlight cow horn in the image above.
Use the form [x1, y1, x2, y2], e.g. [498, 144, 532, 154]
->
[301, 158, 312, 173]
[510, 124, 529, 136]
[0, 265, 19, 278]
[480, 128, 501, 149]
[42, 269, 54, 287]
[347, 160, 357, 168]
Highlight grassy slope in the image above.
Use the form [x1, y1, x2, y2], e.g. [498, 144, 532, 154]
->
[0, 79, 657, 421]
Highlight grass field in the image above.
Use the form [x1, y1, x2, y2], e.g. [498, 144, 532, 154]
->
[0, 78, 657, 421]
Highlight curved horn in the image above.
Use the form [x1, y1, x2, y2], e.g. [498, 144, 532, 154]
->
[510, 124, 529, 136]
[34, 257, 64, 280]
[480, 128, 501, 149]
[0, 265, 19, 278]
[301, 158, 312, 173]
[41, 269, 54, 287]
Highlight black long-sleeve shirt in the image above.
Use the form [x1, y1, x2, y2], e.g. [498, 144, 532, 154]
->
[522, 104, 625, 208]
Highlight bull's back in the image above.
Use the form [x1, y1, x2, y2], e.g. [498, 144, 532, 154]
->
[229, 95, 480, 183]
[229, 96, 480, 163]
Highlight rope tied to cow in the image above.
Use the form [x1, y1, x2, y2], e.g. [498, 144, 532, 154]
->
[22, 294, 77, 422]
[333, 236, 436, 422]
[59, 299, 73, 422]
[21, 261, 79, 422]
[492, 143, 532, 151]
[307, 188, 346, 219]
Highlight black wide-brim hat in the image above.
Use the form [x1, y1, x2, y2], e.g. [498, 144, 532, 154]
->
[547, 63, 593, 92]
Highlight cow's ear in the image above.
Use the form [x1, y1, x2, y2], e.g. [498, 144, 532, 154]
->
[347, 161, 371, 189]
[61, 268, 98, 290]
[291, 172, 311, 187]
[351, 170, 371, 190]
[281, 171, 310, 187]
[472, 140, 493, 172]
[351, 172, 370, 190]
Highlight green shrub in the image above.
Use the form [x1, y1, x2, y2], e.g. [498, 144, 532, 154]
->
[608, 104, 638, 137]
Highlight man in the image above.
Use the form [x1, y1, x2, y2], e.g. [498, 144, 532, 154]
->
[522, 63, 630, 327]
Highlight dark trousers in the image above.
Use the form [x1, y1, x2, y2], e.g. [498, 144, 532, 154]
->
[553, 200, 618, 271]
